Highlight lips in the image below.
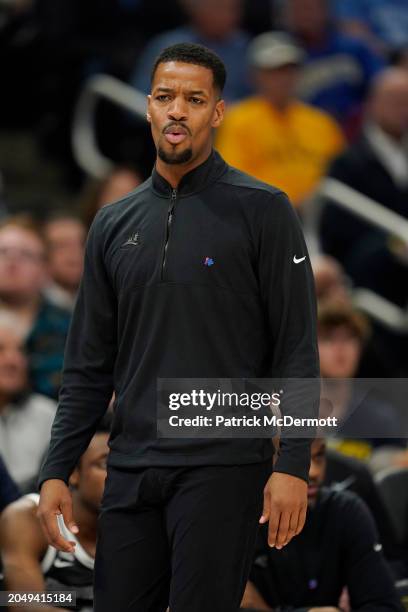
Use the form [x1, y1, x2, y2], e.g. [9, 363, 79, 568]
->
[164, 125, 188, 145]
[307, 484, 318, 498]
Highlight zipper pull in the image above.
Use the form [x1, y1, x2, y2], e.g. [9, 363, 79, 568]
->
[169, 188, 177, 222]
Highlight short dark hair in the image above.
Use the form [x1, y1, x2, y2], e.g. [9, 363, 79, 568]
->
[151, 42, 227, 95]
[318, 302, 370, 344]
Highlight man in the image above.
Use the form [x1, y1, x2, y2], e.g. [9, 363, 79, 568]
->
[318, 302, 403, 460]
[43, 213, 86, 311]
[216, 32, 344, 207]
[319, 68, 408, 309]
[0, 311, 56, 490]
[38, 43, 319, 612]
[130, 0, 251, 101]
[241, 438, 403, 611]
[1, 423, 110, 612]
[0, 216, 71, 398]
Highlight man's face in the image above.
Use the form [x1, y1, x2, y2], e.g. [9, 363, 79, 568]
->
[318, 325, 362, 378]
[370, 76, 408, 140]
[307, 438, 326, 505]
[70, 432, 109, 513]
[254, 65, 300, 107]
[0, 227, 47, 301]
[0, 326, 27, 396]
[44, 219, 85, 292]
[285, 0, 328, 37]
[147, 61, 224, 166]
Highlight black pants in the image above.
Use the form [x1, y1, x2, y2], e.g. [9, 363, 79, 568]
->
[94, 459, 272, 612]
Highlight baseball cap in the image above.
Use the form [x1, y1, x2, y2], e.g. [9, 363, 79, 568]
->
[248, 31, 305, 70]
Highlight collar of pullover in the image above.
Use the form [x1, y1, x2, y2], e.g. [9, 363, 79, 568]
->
[151, 149, 228, 197]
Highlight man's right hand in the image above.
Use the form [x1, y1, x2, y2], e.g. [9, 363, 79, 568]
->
[37, 479, 79, 553]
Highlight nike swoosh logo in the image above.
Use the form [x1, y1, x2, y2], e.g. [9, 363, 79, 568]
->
[293, 255, 306, 264]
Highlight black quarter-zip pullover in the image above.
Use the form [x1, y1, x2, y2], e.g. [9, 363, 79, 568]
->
[38, 150, 319, 487]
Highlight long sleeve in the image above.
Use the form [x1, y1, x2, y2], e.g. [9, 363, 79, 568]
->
[38, 208, 117, 488]
[258, 191, 320, 482]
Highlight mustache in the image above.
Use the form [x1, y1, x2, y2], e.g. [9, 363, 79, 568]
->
[163, 122, 192, 135]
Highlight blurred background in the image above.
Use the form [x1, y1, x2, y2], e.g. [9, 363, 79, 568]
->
[1, 0, 408, 608]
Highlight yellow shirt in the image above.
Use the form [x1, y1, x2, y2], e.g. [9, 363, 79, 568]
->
[216, 97, 345, 207]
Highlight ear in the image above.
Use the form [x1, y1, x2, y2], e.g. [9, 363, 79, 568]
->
[212, 99, 225, 129]
[146, 95, 152, 123]
[69, 467, 79, 488]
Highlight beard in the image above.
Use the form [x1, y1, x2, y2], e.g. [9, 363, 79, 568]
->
[158, 145, 193, 165]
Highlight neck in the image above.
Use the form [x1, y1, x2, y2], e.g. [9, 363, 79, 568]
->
[72, 491, 98, 555]
[322, 378, 352, 415]
[54, 281, 78, 298]
[267, 97, 292, 113]
[0, 293, 41, 314]
[155, 143, 213, 189]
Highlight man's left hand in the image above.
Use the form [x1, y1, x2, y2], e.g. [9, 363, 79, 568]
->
[259, 472, 307, 548]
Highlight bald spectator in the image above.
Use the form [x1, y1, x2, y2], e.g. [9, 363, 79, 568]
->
[130, 0, 251, 102]
[43, 214, 86, 312]
[281, 0, 384, 134]
[0, 216, 71, 399]
[216, 32, 344, 208]
[0, 312, 56, 491]
[319, 68, 408, 308]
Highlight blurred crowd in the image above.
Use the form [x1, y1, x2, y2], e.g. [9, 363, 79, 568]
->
[1, 0, 408, 611]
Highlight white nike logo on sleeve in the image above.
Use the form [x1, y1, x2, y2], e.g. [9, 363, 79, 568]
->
[293, 255, 306, 264]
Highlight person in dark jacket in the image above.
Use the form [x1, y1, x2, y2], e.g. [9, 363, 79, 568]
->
[37, 43, 320, 612]
[319, 68, 408, 308]
[241, 438, 403, 611]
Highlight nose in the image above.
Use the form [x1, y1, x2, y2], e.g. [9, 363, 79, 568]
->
[167, 96, 188, 122]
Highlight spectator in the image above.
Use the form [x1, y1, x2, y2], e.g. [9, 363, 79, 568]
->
[0, 312, 56, 490]
[216, 32, 345, 207]
[318, 302, 403, 460]
[319, 68, 408, 308]
[320, 68, 408, 306]
[324, 448, 403, 567]
[43, 213, 86, 312]
[130, 0, 251, 102]
[80, 166, 143, 229]
[281, 0, 384, 134]
[241, 438, 403, 611]
[335, 0, 408, 53]
[0, 216, 71, 399]
[0, 423, 110, 611]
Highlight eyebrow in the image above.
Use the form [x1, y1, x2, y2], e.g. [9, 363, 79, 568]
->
[154, 87, 208, 97]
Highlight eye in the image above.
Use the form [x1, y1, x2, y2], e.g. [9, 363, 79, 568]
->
[190, 97, 204, 105]
[156, 94, 171, 102]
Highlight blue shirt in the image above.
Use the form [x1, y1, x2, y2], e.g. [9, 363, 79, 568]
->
[26, 299, 71, 400]
[296, 30, 384, 125]
[335, 0, 408, 48]
[130, 26, 252, 102]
